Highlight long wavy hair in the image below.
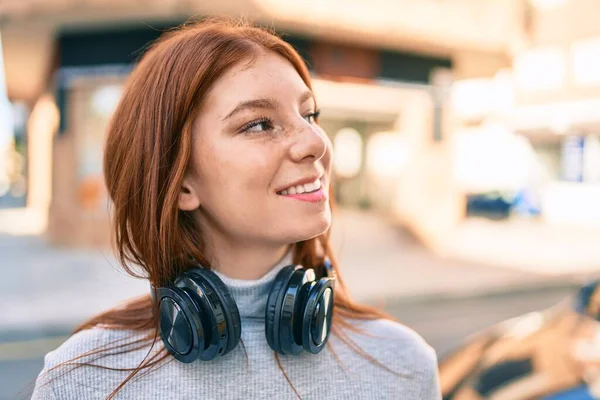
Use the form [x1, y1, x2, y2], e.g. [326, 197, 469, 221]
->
[50, 17, 396, 399]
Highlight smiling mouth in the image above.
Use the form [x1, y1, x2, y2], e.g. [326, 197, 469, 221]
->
[276, 177, 322, 196]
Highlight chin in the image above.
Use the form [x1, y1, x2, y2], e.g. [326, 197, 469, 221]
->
[294, 212, 332, 241]
[270, 207, 332, 243]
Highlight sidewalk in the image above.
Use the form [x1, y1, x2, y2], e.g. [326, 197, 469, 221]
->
[0, 208, 594, 332]
[439, 217, 600, 276]
[330, 209, 593, 302]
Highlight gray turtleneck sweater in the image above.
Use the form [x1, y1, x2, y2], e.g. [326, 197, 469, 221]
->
[32, 253, 441, 399]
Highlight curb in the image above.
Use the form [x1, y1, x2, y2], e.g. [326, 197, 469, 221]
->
[0, 336, 68, 362]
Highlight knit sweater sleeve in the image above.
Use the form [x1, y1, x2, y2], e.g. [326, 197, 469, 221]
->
[343, 318, 442, 399]
[394, 323, 441, 399]
[29, 328, 151, 400]
[419, 343, 442, 400]
[31, 352, 59, 400]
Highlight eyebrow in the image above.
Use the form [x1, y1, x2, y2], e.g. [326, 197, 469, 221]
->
[221, 90, 316, 121]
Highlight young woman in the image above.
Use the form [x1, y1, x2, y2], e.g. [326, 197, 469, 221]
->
[32, 18, 440, 399]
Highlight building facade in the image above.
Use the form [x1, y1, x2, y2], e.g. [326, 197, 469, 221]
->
[1, 0, 516, 246]
[511, 0, 600, 226]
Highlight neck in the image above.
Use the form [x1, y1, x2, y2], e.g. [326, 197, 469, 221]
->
[212, 249, 294, 319]
[209, 243, 292, 280]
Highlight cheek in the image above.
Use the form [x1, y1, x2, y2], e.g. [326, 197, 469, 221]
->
[243, 155, 275, 188]
[199, 144, 278, 200]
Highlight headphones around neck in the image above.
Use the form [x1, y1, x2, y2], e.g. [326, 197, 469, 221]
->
[153, 259, 335, 363]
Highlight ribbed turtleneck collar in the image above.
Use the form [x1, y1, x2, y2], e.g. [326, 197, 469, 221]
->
[212, 250, 293, 320]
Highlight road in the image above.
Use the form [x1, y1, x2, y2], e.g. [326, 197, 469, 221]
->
[0, 285, 575, 400]
[385, 285, 575, 359]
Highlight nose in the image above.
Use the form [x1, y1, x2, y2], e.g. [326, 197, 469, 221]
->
[289, 121, 329, 164]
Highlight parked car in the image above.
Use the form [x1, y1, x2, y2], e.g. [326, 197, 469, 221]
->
[439, 281, 600, 399]
[466, 192, 514, 220]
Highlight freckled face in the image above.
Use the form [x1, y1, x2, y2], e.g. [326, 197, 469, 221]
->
[179, 51, 333, 248]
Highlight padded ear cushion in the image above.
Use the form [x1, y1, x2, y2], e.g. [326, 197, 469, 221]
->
[188, 268, 242, 355]
[265, 266, 296, 353]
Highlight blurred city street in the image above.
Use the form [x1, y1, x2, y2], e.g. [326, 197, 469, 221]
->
[3, 0, 600, 398]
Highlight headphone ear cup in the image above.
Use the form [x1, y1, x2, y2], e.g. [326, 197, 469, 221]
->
[189, 269, 242, 355]
[301, 278, 335, 354]
[184, 269, 241, 357]
[265, 266, 296, 353]
[156, 285, 205, 363]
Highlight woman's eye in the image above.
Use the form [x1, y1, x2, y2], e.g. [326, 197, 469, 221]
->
[240, 117, 273, 134]
[304, 110, 321, 124]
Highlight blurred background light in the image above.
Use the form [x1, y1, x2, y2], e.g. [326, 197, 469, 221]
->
[514, 47, 565, 92]
[91, 85, 123, 118]
[542, 181, 600, 227]
[530, 0, 568, 11]
[0, 31, 15, 199]
[451, 79, 493, 121]
[452, 122, 539, 193]
[333, 127, 363, 179]
[572, 36, 600, 86]
[451, 71, 514, 122]
[366, 132, 409, 181]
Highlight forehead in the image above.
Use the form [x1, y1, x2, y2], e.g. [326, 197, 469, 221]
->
[202, 51, 310, 114]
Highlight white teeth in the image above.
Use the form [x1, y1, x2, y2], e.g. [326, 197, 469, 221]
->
[303, 179, 321, 193]
[278, 178, 322, 195]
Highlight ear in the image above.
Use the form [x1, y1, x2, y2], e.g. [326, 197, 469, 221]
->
[178, 175, 201, 211]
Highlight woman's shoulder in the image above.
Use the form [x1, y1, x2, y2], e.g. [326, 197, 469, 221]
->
[355, 317, 429, 340]
[32, 327, 154, 399]
[333, 318, 441, 398]
[338, 318, 438, 371]
[44, 326, 150, 367]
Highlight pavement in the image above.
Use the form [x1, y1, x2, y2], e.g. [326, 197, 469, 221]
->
[330, 210, 594, 303]
[1, 207, 598, 334]
[440, 216, 600, 276]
